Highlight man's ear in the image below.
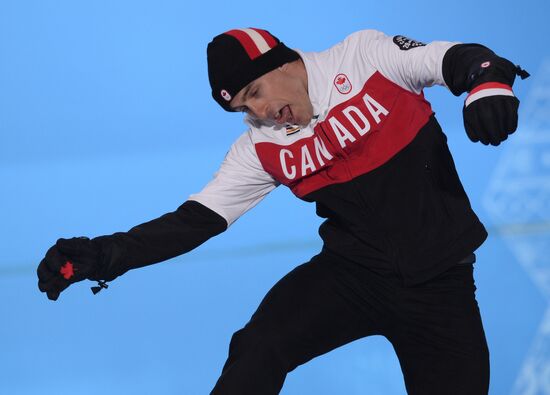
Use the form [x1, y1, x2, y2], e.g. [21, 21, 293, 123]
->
[278, 62, 289, 72]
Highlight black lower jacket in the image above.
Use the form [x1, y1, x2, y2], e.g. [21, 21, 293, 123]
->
[309, 115, 487, 285]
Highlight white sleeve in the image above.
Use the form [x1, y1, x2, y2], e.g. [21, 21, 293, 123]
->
[355, 30, 459, 94]
[188, 130, 279, 227]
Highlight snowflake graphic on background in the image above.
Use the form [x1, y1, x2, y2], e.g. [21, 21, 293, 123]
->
[483, 59, 550, 395]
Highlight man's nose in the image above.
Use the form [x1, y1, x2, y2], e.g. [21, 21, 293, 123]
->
[248, 101, 269, 120]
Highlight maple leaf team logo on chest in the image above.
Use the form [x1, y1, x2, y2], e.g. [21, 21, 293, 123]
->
[333, 73, 352, 94]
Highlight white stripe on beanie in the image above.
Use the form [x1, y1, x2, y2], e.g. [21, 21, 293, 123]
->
[239, 28, 272, 54]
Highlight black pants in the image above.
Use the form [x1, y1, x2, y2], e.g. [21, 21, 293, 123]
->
[210, 251, 489, 395]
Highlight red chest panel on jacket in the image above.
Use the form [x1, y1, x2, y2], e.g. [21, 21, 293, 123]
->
[255, 72, 434, 198]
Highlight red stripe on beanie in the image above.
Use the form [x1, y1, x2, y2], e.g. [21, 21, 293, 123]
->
[225, 29, 262, 59]
[250, 28, 278, 48]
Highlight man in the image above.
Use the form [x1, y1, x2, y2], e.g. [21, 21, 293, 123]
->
[37, 27, 529, 394]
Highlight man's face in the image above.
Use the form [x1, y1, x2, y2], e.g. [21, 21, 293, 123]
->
[230, 63, 313, 127]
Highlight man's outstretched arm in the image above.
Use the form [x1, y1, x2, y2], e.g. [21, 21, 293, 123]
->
[37, 200, 227, 301]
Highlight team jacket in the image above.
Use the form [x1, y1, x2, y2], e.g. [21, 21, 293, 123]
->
[95, 30, 525, 286]
[187, 30, 488, 285]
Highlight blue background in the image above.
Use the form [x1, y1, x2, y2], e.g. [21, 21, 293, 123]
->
[1, 0, 549, 394]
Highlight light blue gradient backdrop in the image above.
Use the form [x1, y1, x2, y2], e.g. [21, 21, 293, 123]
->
[1, 1, 548, 394]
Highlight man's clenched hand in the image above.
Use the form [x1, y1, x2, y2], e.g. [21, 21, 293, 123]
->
[463, 84, 519, 146]
[37, 237, 102, 301]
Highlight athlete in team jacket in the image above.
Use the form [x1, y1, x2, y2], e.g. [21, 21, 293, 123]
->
[37, 28, 528, 394]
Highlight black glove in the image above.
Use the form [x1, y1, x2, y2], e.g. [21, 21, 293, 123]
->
[37, 237, 105, 301]
[463, 91, 519, 146]
[442, 44, 529, 146]
[461, 58, 530, 146]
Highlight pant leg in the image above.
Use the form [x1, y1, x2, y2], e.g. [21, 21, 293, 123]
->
[210, 252, 386, 395]
[387, 263, 490, 395]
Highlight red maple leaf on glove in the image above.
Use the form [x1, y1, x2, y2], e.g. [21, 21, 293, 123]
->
[336, 76, 346, 85]
[60, 261, 74, 280]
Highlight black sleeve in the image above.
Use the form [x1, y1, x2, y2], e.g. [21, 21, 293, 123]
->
[91, 200, 227, 281]
[442, 43, 522, 96]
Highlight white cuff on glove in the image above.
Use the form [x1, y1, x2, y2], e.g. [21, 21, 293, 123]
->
[465, 82, 514, 107]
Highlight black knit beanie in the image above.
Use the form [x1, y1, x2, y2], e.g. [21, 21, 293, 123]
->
[207, 28, 300, 112]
